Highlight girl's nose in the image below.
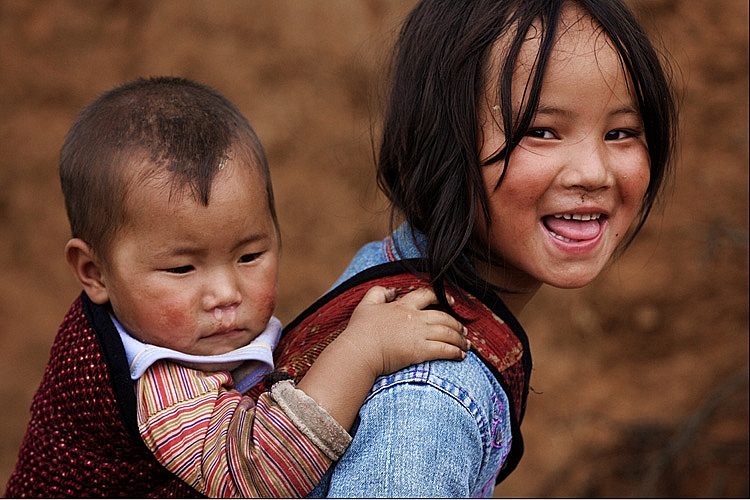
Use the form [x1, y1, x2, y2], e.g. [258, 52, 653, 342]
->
[560, 140, 614, 192]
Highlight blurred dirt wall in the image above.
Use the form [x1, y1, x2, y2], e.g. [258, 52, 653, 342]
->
[0, 1, 747, 497]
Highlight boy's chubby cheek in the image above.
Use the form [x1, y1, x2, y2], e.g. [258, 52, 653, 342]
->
[150, 301, 193, 332]
[253, 288, 278, 323]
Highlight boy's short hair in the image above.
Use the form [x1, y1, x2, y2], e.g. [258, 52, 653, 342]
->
[60, 76, 278, 258]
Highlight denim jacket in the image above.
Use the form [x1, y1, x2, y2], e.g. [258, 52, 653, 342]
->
[310, 224, 529, 498]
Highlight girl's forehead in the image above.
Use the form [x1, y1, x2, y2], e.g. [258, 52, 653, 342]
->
[523, 8, 610, 63]
[483, 7, 624, 99]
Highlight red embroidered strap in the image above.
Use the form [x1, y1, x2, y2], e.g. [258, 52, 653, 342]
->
[252, 272, 527, 424]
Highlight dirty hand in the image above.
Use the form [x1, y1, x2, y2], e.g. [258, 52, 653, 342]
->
[341, 286, 470, 379]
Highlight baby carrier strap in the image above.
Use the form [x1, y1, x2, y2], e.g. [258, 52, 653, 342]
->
[253, 259, 531, 483]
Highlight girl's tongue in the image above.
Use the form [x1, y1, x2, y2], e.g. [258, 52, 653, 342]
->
[543, 215, 601, 241]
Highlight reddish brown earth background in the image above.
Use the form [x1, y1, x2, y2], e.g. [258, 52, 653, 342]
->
[0, 1, 747, 497]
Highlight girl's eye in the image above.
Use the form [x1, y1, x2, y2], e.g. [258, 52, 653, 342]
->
[605, 129, 636, 140]
[526, 128, 556, 139]
[164, 265, 194, 274]
[239, 253, 261, 264]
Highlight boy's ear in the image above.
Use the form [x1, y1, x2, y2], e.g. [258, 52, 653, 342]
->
[65, 238, 110, 305]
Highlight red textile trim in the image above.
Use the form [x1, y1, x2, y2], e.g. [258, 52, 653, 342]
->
[252, 273, 526, 423]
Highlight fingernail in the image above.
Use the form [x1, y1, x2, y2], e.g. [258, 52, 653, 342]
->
[448, 294, 456, 305]
[462, 326, 468, 337]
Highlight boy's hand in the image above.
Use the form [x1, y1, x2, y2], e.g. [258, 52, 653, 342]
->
[296, 285, 470, 431]
[340, 286, 470, 380]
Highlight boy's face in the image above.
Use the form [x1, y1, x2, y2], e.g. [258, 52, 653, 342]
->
[99, 156, 279, 361]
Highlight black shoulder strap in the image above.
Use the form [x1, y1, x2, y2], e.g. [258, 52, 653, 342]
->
[282, 259, 531, 484]
[81, 292, 146, 447]
[283, 259, 419, 333]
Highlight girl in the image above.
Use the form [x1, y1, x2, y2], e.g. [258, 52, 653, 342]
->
[268, 0, 678, 497]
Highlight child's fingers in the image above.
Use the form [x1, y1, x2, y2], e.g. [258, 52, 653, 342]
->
[423, 340, 468, 362]
[396, 287, 453, 310]
[359, 286, 397, 305]
[424, 323, 471, 351]
[420, 309, 466, 336]
[395, 287, 438, 309]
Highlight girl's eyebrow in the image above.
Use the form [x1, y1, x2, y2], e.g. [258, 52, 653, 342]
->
[534, 105, 574, 118]
[610, 106, 642, 118]
[534, 104, 641, 118]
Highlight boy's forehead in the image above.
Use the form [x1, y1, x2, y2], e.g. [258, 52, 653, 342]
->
[113, 130, 271, 227]
[122, 141, 262, 192]
[119, 154, 273, 228]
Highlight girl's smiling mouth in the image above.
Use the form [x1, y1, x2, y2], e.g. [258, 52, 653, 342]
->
[542, 213, 606, 243]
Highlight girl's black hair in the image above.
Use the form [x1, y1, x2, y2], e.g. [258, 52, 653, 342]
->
[377, 0, 678, 306]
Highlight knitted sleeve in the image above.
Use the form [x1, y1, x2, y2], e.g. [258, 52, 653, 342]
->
[136, 360, 350, 498]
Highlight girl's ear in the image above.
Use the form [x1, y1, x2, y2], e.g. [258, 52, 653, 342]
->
[65, 238, 110, 305]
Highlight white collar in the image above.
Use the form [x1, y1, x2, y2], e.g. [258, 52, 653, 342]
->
[113, 315, 282, 392]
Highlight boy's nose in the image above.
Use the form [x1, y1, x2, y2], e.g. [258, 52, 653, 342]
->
[202, 269, 242, 312]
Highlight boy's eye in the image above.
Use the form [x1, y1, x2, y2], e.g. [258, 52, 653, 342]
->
[239, 253, 261, 264]
[164, 265, 194, 274]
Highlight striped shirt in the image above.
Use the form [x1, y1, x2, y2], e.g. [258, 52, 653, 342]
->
[136, 361, 344, 497]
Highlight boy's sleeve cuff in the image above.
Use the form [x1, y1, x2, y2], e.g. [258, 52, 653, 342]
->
[270, 379, 353, 461]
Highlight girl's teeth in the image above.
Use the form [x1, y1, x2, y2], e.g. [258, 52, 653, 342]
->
[554, 213, 601, 221]
[550, 231, 576, 243]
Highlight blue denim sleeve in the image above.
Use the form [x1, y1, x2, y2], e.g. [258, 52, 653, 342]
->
[330, 241, 386, 289]
[325, 353, 512, 498]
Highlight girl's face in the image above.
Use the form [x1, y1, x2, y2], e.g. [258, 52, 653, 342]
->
[475, 8, 650, 298]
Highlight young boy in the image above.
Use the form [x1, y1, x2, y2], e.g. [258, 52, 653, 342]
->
[5, 77, 469, 498]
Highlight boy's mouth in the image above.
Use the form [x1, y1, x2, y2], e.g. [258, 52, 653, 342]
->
[206, 327, 243, 338]
[542, 213, 604, 242]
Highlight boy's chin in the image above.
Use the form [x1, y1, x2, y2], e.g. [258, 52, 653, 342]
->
[179, 359, 244, 373]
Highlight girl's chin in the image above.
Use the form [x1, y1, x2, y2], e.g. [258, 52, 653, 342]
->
[549, 278, 596, 290]
[544, 267, 606, 289]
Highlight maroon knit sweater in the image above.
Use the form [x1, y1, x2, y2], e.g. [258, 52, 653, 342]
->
[5, 293, 201, 498]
